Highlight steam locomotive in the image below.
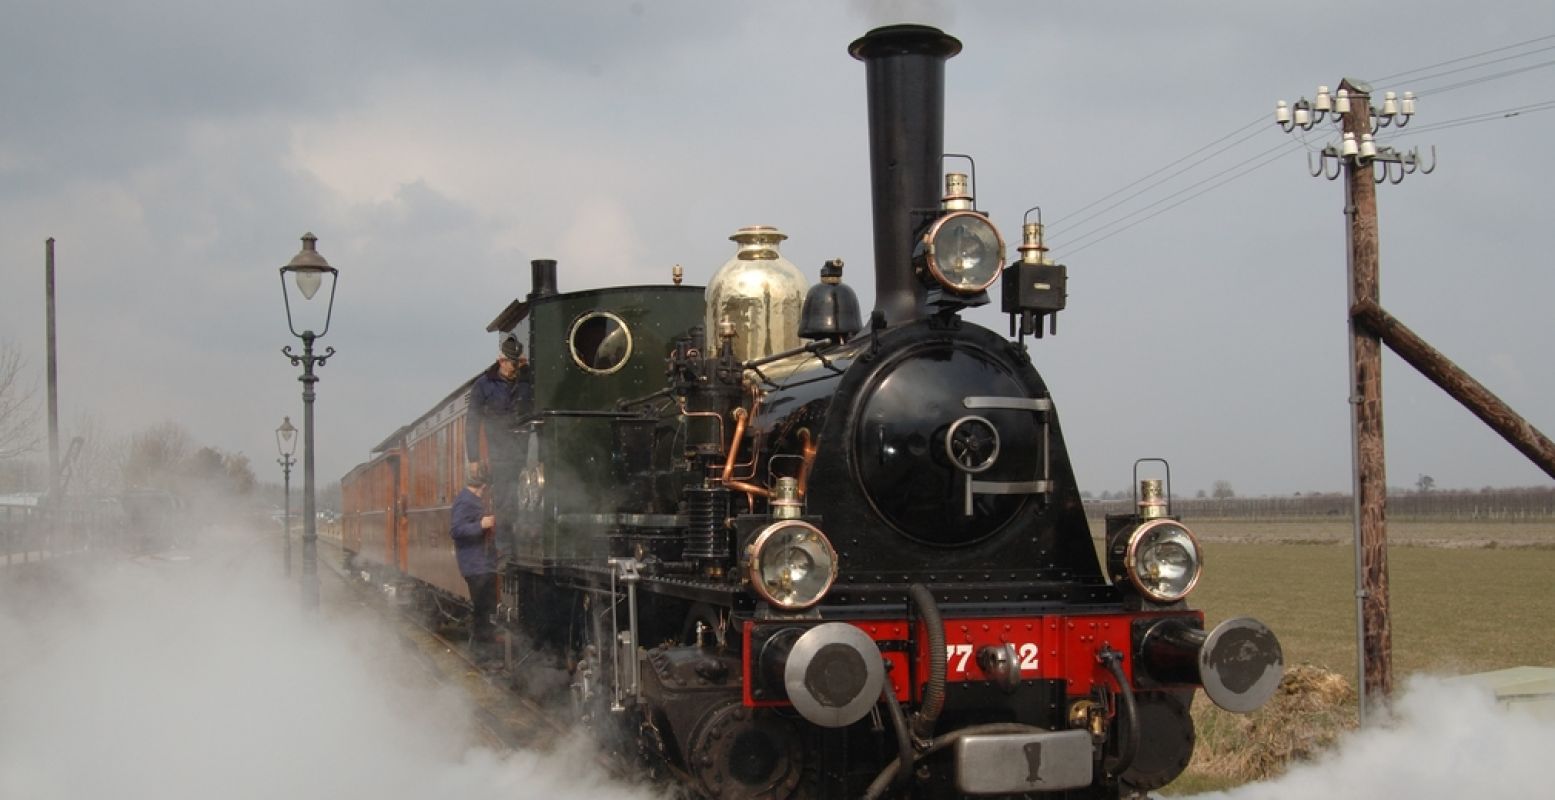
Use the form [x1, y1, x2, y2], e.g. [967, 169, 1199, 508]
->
[340, 24, 1283, 799]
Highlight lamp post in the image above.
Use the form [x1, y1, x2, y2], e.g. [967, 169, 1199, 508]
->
[278, 232, 338, 610]
[275, 416, 297, 578]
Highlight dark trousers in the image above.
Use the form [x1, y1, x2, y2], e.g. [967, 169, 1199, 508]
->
[489, 457, 521, 561]
[463, 571, 499, 655]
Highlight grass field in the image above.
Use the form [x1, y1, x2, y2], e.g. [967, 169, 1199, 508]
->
[1087, 518, 1555, 794]
[1190, 524, 1555, 683]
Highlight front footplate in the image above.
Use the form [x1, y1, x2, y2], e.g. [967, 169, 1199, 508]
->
[954, 729, 1093, 795]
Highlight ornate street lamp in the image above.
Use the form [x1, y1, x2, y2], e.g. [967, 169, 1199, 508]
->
[278, 232, 338, 610]
[275, 416, 297, 578]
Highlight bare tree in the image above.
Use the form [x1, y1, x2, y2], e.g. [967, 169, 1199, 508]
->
[0, 341, 40, 462]
[185, 446, 256, 496]
[122, 421, 192, 490]
[1211, 480, 1236, 499]
[222, 452, 255, 496]
[65, 413, 125, 496]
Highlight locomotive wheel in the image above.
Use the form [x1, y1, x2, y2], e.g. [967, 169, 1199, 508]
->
[685, 699, 802, 800]
[1119, 691, 1195, 793]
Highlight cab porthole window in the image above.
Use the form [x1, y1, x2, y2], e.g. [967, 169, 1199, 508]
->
[568, 311, 632, 374]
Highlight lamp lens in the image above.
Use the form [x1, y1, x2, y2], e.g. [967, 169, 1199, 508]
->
[1127, 521, 1202, 602]
[929, 214, 1003, 293]
[296, 270, 322, 300]
[750, 522, 837, 610]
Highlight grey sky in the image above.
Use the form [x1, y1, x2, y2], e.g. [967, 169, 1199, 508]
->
[3, 0, 1552, 497]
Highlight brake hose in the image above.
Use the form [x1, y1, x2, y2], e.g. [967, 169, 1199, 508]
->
[1098, 645, 1139, 778]
[879, 685, 914, 797]
[907, 583, 945, 740]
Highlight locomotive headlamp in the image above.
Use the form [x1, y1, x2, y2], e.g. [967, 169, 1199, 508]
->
[1124, 519, 1203, 603]
[922, 211, 1005, 294]
[746, 520, 838, 610]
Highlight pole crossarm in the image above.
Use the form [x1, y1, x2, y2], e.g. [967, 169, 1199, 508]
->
[1352, 300, 1555, 480]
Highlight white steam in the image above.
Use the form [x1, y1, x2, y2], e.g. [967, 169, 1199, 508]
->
[0, 527, 658, 800]
[9, 525, 1551, 799]
[1189, 674, 1553, 799]
[847, 0, 956, 29]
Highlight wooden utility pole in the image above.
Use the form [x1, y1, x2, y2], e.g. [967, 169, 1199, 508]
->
[1339, 79, 1392, 714]
[1283, 77, 1552, 723]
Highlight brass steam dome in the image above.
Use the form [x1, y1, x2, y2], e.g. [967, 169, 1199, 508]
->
[705, 225, 808, 363]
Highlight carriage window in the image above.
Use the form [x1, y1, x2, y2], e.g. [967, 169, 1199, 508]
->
[568, 311, 633, 374]
[435, 428, 448, 504]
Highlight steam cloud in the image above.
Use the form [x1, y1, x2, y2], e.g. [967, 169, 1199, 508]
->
[5, 523, 1550, 799]
[0, 525, 659, 800]
[1189, 674, 1553, 799]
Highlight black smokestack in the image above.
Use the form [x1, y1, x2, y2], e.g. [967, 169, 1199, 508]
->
[849, 24, 962, 327]
[529, 259, 558, 299]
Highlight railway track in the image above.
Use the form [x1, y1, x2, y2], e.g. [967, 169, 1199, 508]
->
[314, 541, 673, 794]
[317, 538, 715, 793]
[317, 541, 572, 752]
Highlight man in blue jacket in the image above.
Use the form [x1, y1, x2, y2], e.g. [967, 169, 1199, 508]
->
[449, 467, 499, 664]
[466, 332, 533, 564]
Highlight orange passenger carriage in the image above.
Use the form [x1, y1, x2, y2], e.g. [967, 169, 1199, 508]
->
[343, 379, 480, 609]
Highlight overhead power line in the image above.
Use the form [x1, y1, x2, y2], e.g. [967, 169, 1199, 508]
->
[1048, 138, 1305, 257]
[1047, 118, 1270, 235]
[1403, 46, 1555, 89]
[1372, 33, 1555, 83]
[1048, 114, 1266, 228]
[1416, 58, 1555, 97]
[1042, 32, 1554, 257]
[1383, 99, 1555, 139]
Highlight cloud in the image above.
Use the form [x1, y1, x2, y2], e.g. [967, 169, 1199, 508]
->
[2, 1, 1552, 493]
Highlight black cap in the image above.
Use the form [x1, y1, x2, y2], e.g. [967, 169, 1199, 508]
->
[499, 334, 523, 361]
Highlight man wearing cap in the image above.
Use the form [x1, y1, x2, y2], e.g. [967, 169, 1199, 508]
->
[449, 467, 499, 664]
[466, 332, 533, 564]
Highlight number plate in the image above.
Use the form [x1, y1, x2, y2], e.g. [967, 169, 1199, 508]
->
[936, 618, 1047, 683]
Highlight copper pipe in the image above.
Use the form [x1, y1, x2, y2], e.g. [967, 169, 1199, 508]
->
[681, 407, 727, 445]
[726, 479, 772, 500]
[678, 400, 726, 449]
[721, 407, 750, 483]
[721, 408, 771, 502]
[796, 428, 818, 498]
[732, 382, 765, 481]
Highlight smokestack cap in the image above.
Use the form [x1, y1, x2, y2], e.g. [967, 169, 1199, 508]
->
[529, 259, 559, 299]
[849, 24, 962, 60]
